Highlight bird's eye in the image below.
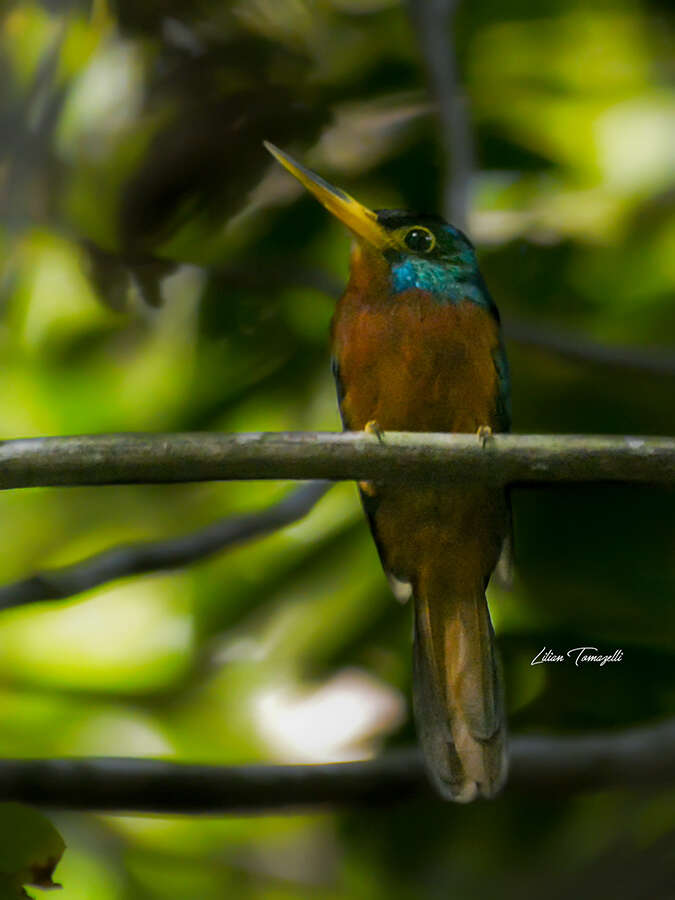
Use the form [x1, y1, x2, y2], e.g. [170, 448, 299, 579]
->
[403, 227, 435, 253]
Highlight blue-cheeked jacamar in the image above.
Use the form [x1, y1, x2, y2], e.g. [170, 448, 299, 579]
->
[266, 142, 511, 802]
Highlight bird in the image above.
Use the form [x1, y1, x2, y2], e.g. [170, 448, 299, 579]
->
[265, 141, 511, 802]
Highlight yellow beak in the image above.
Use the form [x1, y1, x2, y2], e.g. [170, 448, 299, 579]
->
[264, 142, 389, 249]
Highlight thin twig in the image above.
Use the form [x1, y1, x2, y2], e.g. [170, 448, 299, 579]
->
[0, 432, 673, 491]
[504, 318, 675, 377]
[0, 720, 672, 813]
[404, 4, 675, 375]
[214, 262, 675, 378]
[0, 482, 330, 609]
[407, 0, 472, 228]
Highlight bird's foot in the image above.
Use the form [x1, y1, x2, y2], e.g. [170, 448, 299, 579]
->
[365, 419, 385, 443]
[358, 480, 377, 497]
[360, 421, 383, 496]
[476, 425, 493, 448]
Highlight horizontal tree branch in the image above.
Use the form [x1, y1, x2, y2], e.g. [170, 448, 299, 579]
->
[0, 432, 673, 491]
[0, 481, 330, 610]
[1, 720, 673, 813]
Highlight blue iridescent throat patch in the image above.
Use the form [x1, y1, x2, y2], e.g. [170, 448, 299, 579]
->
[391, 257, 489, 308]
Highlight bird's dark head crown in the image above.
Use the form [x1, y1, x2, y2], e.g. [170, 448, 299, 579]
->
[374, 209, 477, 268]
[371, 208, 496, 313]
[262, 143, 488, 304]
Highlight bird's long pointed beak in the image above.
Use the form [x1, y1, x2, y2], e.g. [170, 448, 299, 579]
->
[264, 141, 388, 249]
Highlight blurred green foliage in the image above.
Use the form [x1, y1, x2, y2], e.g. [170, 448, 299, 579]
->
[0, 0, 674, 897]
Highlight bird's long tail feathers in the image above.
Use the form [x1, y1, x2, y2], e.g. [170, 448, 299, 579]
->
[413, 582, 507, 802]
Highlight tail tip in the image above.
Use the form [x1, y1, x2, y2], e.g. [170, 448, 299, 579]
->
[432, 767, 508, 803]
[423, 737, 509, 803]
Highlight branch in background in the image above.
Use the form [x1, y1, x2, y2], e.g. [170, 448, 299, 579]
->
[407, 0, 472, 229]
[402, 4, 675, 377]
[0, 432, 673, 492]
[0, 720, 673, 813]
[504, 318, 675, 378]
[216, 262, 675, 378]
[0, 482, 330, 610]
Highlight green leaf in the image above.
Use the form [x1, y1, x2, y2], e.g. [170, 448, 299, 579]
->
[0, 804, 66, 898]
